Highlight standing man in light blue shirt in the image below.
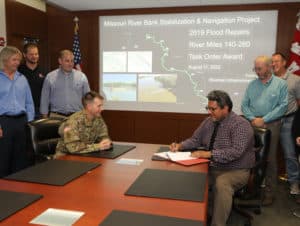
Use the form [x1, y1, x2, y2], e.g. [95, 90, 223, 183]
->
[40, 49, 90, 118]
[242, 55, 288, 206]
[0, 46, 34, 177]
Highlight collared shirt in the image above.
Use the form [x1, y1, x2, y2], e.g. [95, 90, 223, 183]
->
[18, 64, 45, 113]
[241, 75, 288, 123]
[0, 70, 34, 121]
[181, 112, 255, 169]
[56, 110, 110, 154]
[281, 72, 300, 115]
[40, 68, 90, 115]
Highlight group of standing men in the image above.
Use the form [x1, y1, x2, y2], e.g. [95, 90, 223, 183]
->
[0, 44, 93, 177]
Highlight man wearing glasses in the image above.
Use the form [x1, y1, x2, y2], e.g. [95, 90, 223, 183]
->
[241, 56, 288, 206]
[170, 90, 255, 226]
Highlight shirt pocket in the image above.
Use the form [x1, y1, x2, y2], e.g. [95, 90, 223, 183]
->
[74, 81, 83, 92]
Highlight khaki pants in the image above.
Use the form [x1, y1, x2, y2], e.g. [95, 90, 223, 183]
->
[209, 168, 250, 226]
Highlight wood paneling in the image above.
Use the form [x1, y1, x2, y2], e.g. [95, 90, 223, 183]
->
[102, 110, 207, 144]
[102, 110, 135, 141]
[5, 0, 48, 70]
[46, 4, 73, 70]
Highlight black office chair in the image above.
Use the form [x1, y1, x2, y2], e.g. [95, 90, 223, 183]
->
[27, 117, 64, 163]
[232, 127, 271, 226]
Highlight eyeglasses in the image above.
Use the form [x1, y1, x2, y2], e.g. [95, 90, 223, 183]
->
[253, 67, 263, 72]
[205, 106, 219, 112]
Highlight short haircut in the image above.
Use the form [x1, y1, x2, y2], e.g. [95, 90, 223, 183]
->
[0, 46, 22, 70]
[207, 90, 233, 112]
[82, 91, 104, 108]
[59, 49, 74, 59]
[23, 43, 38, 54]
[255, 55, 272, 66]
[272, 52, 287, 61]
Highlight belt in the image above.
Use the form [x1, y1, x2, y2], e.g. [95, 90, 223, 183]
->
[284, 112, 296, 118]
[50, 111, 74, 117]
[0, 113, 26, 118]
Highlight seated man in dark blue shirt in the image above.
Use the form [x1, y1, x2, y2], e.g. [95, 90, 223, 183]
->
[170, 90, 255, 226]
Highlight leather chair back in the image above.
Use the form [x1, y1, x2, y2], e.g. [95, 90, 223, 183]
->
[251, 127, 271, 192]
[27, 117, 64, 160]
[233, 127, 271, 221]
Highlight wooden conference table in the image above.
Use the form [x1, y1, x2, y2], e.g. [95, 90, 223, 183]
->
[0, 142, 208, 226]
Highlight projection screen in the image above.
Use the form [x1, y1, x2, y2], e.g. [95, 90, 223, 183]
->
[99, 10, 278, 114]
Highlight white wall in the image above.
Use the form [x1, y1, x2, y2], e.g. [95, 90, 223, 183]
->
[16, 0, 46, 12]
[0, 0, 6, 51]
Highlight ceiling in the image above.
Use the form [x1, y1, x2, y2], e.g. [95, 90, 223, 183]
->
[46, 0, 300, 11]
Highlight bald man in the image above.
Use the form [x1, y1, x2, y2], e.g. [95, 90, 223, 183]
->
[242, 55, 288, 206]
[40, 49, 90, 118]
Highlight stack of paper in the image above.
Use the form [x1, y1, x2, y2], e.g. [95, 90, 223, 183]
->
[153, 151, 209, 166]
[116, 158, 144, 165]
[30, 208, 84, 226]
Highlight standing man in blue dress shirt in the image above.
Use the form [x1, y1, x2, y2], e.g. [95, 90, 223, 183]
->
[272, 52, 300, 195]
[40, 49, 90, 118]
[0, 46, 34, 177]
[241, 55, 288, 205]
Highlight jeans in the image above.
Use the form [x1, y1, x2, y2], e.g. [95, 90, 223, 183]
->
[280, 115, 300, 183]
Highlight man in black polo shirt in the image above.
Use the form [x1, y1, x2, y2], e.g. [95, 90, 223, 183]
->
[18, 43, 45, 119]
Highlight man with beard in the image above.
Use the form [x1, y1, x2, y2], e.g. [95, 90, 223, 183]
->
[18, 43, 45, 119]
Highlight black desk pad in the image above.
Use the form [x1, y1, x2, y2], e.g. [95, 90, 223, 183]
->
[69, 144, 136, 159]
[125, 168, 207, 202]
[4, 159, 100, 186]
[99, 210, 203, 226]
[0, 190, 42, 221]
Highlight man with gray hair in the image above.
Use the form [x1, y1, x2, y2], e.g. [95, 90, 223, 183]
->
[242, 55, 288, 205]
[0, 46, 34, 177]
[170, 90, 255, 226]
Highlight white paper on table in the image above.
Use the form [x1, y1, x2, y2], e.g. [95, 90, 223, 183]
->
[30, 208, 84, 226]
[153, 152, 169, 159]
[167, 151, 197, 161]
[116, 158, 144, 165]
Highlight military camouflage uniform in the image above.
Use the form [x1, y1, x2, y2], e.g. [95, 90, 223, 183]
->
[56, 110, 110, 154]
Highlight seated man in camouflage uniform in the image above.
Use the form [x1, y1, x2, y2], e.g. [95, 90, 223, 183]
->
[56, 91, 112, 154]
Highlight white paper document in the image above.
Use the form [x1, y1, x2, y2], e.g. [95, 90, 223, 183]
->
[30, 208, 84, 226]
[166, 151, 196, 161]
[154, 151, 196, 161]
[116, 158, 144, 165]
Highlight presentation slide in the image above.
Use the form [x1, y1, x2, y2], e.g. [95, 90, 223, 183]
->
[99, 10, 278, 114]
